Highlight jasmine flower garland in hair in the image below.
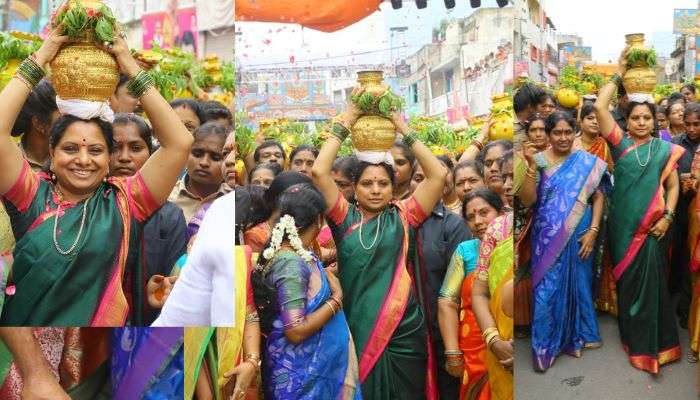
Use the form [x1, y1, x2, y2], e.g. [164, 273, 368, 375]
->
[262, 215, 313, 265]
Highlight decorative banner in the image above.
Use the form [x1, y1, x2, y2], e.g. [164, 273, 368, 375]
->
[6, 0, 49, 33]
[142, 7, 198, 56]
[235, 0, 382, 33]
[238, 69, 338, 122]
[560, 45, 592, 67]
[674, 9, 699, 35]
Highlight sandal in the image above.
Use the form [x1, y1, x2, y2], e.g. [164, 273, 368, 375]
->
[686, 350, 698, 363]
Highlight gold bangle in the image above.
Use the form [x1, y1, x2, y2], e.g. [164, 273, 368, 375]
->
[487, 335, 502, 350]
[325, 301, 337, 315]
[481, 327, 498, 340]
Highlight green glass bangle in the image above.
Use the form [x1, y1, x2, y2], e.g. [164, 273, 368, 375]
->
[331, 122, 350, 142]
[402, 132, 418, 147]
[127, 70, 155, 98]
[610, 73, 622, 86]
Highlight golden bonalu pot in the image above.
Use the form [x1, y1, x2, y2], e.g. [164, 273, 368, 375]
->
[622, 33, 656, 95]
[49, 0, 119, 102]
[351, 70, 397, 153]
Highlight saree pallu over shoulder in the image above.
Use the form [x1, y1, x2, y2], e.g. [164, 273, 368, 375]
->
[0, 160, 160, 326]
[530, 151, 607, 287]
[606, 129, 685, 280]
[327, 194, 436, 399]
[480, 224, 513, 400]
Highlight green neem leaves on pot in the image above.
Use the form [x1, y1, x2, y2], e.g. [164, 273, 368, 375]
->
[55, 0, 118, 44]
[352, 89, 405, 118]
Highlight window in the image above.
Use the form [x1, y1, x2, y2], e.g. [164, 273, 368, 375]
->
[445, 70, 454, 93]
[411, 83, 419, 104]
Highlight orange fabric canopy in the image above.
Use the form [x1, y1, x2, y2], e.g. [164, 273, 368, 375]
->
[235, 0, 383, 32]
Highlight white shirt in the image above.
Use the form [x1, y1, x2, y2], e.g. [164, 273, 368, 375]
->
[153, 192, 235, 326]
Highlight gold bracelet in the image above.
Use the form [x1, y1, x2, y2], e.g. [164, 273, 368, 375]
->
[325, 300, 338, 315]
[481, 327, 498, 340]
[487, 335, 502, 350]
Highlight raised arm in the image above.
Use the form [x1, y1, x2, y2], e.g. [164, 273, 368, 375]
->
[392, 113, 447, 213]
[312, 89, 363, 210]
[594, 47, 629, 141]
[458, 119, 492, 163]
[107, 35, 193, 204]
[0, 28, 68, 194]
[517, 143, 539, 207]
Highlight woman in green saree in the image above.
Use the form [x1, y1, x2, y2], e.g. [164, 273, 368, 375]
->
[311, 87, 447, 399]
[593, 47, 683, 373]
[0, 27, 193, 326]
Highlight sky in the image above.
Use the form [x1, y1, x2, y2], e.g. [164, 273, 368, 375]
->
[545, 0, 698, 62]
[236, 0, 507, 68]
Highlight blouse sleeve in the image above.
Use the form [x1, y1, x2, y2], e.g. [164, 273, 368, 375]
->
[111, 172, 161, 223]
[399, 195, 429, 228]
[326, 194, 350, 227]
[2, 160, 39, 212]
[439, 250, 465, 303]
[269, 256, 310, 329]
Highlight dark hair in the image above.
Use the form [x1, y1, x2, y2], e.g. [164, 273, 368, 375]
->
[436, 154, 454, 171]
[352, 161, 396, 186]
[668, 92, 685, 104]
[332, 155, 359, 180]
[289, 144, 319, 163]
[579, 103, 596, 120]
[113, 113, 154, 153]
[544, 111, 577, 134]
[539, 92, 557, 107]
[657, 104, 668, 116]
[263, 171, 312, 210]
[12, 79, 57, 138]
[200, 100, 233, 125]
[498, 150, 513, 170]
[193, 121, 229, 143]
[253, 140, 286, 163]
[248, 161, 283, 183]
[453, 160, 484, 184]
[479, 140, 513, 164]
[392, 141, 416, 170]
[514, 83, 546, 114]
[49, 115, 114, 153]
[682, 84, 697, 95]
[170, 98, 205, 125]
[616, 80, 627, 99]
[685, 102, 700, 121]
[236, 185, 268, 245]
[253, 183, 327, 334]
[461, 188, 504, 220]
[524, 113, 546, 132]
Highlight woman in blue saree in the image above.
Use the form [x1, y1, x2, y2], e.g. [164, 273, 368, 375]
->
[519, 111, 608, 372]
[253, 183, 361, 399]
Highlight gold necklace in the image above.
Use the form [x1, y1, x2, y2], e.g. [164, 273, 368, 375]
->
[445, 198, 461, 210]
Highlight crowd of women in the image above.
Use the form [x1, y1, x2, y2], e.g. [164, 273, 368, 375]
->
[233, 83, 515, 399]
[0, 25, 235, 398]
[514, 46, 700, 376]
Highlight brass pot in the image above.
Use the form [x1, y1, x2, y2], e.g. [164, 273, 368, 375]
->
[351, 115, 396, 152]
[357, 70, 386, 97]
[623, 66, 656, 95]
[625, 33, 645, 50]
[351, 70, 396, 152]
[50, 41, 119, 102]
[490, 93, 512, 114]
